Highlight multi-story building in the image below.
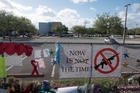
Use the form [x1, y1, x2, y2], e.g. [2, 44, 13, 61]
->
[39, 22, 61, 36]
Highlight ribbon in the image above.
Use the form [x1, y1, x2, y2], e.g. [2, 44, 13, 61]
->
[56, 44, 61, 64]
[31, 60, 39, 77]
[123, 53, 129, 58]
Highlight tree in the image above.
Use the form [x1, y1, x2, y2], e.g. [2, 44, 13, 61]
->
[70, 26, 86, 37]
[0, 10, 38, 39]
[94, 13, 124, 35]
[17, 17, 33, 37]
[52, 24, 68, 35]
[128, 28, 140, 35]
[86, 28, 96, 34]
[127, 29, 135, 35]
[135, 28, 140, 35]
[0, 11, 7, 37]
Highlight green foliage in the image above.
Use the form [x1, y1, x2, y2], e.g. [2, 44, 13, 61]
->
[0, 11, 8, 34]
[135, 28, 140, 35]
[53, 79, 88, 87]
[17, 17, 38, 35]
[0, 10, 38, 37]
[137, 76, 140, 86]
[86, 28, 96, 34]
[94, 13, 124, 35]
[128, 28, 140, 35]
[51, 78, 115, 88]
[70, 26, 87, 37]
[92, 78, 113, 89]
[127, 29, 135, 35]
[52, 24, 68, 34]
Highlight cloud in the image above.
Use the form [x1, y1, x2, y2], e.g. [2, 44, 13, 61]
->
[11, 2, 32, 11]
[0, 0, 139, 29]
[23, 7, 95, 29]
[72, 0, 97, 4]
[0, 0, 94, 29]
[36, 5, 56, 17]
[0, 0, 14, 9]
[118, 11, 140, 29]
[115, 6, 120, 11]
[137, 12, 140, 16]
[57, 8, 94, 28]
[90, 7, 96, 11]
[0, 0, 32, 17]
[131, 3, 140, 12]
[118, 11, 140, 21]
[57, 8, 80, 19]
[57, 9, 81, 28]
[0, 0, 32, 11]
[136, 19, 140, 23]
[127, 13, 138, 20]
[118, 11, 125, 21]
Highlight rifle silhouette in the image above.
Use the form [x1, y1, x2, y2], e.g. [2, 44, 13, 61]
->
[94, 53, 119, 70]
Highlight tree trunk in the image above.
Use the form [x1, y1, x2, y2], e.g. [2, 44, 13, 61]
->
[2, 32, 6, 40]
[78, 33, 79, 38]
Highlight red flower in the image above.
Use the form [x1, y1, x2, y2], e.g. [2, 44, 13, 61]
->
[15, 43, 26, 56]
[0, 43, 4, 54]
[25, 45, 33, 56]
[5, 42, 16, 55]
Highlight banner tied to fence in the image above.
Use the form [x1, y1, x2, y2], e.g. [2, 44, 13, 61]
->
[59, 44, 122, 78]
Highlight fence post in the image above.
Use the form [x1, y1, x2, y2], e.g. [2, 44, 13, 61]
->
[88, 43, 93, 85]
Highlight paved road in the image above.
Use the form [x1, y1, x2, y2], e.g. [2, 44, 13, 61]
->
[28, 37, 140, 44]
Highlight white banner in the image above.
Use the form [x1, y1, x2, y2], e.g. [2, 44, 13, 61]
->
[59, 44, 91, 78]
[43, 48, 50, 57]
[92, 45, 122, 77]
[56, 86, 78, 93]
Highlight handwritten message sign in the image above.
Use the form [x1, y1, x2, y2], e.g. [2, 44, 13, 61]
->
[59, 44, 91, 78]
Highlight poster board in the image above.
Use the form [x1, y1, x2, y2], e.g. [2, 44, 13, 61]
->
[92, 45, 122, 77]
[59, 44, 91, 78]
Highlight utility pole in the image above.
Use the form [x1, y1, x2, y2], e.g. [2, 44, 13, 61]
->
[123, 3, 131, 44]
[135, 24, 138, 37]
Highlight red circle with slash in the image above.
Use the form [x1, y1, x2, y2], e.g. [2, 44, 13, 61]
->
[94, 48, 119, 74]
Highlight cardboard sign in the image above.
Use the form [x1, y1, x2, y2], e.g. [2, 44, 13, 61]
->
[92, 45, 122, 77]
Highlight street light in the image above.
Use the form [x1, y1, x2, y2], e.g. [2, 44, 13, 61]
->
[123, 3, 131, 44]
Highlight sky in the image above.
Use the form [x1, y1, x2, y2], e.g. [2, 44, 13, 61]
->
[0, 0, 140, 29]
